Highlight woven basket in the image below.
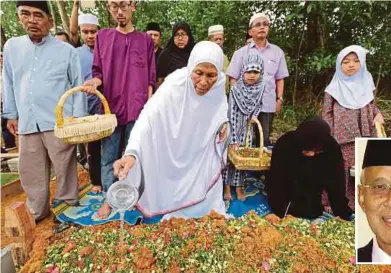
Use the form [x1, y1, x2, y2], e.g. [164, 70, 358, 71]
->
[228, 117, 271, 171]
[375, 121, 387, 138]
[54, 86, 117, 144]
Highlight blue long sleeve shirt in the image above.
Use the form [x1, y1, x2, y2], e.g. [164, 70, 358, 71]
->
[2, 34, 87, 135]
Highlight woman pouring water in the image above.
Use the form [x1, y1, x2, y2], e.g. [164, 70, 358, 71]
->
[98, 41, 229, 220]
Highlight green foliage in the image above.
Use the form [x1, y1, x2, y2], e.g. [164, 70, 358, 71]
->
[305, 52, 335, 73]
[1, 0, 390, 104]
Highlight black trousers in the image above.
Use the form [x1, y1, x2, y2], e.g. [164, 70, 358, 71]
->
[88, 140, 101, 187]
[77, 141, 101, 187]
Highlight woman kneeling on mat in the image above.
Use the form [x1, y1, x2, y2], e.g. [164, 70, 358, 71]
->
[266, 116, 353, 221]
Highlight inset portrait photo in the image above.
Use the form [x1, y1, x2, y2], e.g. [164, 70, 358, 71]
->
[356, 138, 391, 264]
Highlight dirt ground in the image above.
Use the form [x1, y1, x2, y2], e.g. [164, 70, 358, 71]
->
[1, 168, 89, 249]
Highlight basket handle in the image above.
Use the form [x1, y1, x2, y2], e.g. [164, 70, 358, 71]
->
[375, 121, 387, 138]
[55, 86, 111, 129]
[244, 117, 264, 159]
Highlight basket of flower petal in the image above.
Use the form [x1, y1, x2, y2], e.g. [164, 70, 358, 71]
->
[228, 117, 271, 171]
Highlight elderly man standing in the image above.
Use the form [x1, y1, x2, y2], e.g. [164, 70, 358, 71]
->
[82, 0, 155, 219]
[226, 13, 289, 146]
[2, 1, 87, 221]
[69, 2, 102, 193]
[208, 24, 230, 94]
[358, 140, 391, 264]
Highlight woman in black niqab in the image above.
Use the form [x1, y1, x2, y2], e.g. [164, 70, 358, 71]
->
[265, 116, 353, 220]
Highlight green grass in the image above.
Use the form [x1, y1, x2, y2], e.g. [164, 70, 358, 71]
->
[376, 98, 391, 134]
[1, 173, 20, 186]
[271, 104, 322, 140]
[272, 98, 391, 139]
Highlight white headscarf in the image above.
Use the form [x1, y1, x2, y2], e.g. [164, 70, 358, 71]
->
[123, 41, 228, 217]
[325, 45, 375, 110]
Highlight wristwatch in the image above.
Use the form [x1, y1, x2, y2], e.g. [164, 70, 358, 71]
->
[277, 96, 283, 102]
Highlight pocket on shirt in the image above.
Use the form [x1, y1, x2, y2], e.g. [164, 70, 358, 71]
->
[264, 59, 278, 76]
[44, 60, 68, 79]
[130, 50, 146, 68]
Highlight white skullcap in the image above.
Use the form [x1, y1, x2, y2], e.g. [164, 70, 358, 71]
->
[249, 13, 270, 27]
[78, 14, 99, 26]
[208, 25, 224, 36]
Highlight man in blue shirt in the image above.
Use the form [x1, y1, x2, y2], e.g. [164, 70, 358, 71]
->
[70, 5, 102, 194]
[2, 0, 87, 221]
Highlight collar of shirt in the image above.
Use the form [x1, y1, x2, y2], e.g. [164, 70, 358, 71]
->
[372, 237, 391, 264]
[249, 40, 270, 51]
[27, 34, 52, 46]
[82, 43, 94, 53]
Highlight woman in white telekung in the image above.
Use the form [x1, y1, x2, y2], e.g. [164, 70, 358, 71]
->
[98, 41, 229, 220]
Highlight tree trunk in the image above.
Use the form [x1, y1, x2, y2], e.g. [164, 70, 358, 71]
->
[374, 64, 382, 97]
[56, 0, 70, 33]
[292, 24, 306, 106]
[316, 15, 325, 51]
[48, 0, 57, 32]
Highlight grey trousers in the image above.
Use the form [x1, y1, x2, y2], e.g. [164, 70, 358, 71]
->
[255, 112, 274, 147]
[19, 131, 78, 220]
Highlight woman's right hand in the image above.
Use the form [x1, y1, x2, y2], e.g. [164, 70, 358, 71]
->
[113, 155, 136, 180]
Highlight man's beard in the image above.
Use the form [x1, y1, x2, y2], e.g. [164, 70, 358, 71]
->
[119, 22, 127, 28]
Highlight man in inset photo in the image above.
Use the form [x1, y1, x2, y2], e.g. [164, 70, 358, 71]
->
[357, 139, 391, 264]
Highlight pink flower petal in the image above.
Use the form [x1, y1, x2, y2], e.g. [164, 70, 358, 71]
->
[349, 257, 356, 264]
[262, 261, 270, 270]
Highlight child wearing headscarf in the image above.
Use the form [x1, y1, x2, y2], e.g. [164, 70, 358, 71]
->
[322, 45, 384, 209]
[223, 53, 265, 201]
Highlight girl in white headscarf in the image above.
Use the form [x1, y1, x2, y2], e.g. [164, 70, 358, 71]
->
[322, 45, 384, 209]
[97, 41, 229, 220]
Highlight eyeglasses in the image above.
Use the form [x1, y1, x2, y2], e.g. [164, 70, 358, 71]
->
[108, 2, 132, 12]
[251, 22, 270, 28]
[174, 33, 188, 39]
[361, 183, 391, 196]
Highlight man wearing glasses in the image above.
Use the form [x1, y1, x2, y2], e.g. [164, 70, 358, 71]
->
[226, 13, 289, 147]
[81, 0, 155, 219]
[357, 140, 391, 264]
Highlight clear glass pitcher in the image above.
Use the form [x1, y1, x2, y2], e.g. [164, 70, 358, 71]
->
[106, 180, 139, 211]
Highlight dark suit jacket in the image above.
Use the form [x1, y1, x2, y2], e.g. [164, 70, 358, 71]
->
[357, 239, 373, 263]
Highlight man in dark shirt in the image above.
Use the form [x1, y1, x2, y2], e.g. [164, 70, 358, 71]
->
[146, 21, 162, 82]
[357, 140, 391, 264]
